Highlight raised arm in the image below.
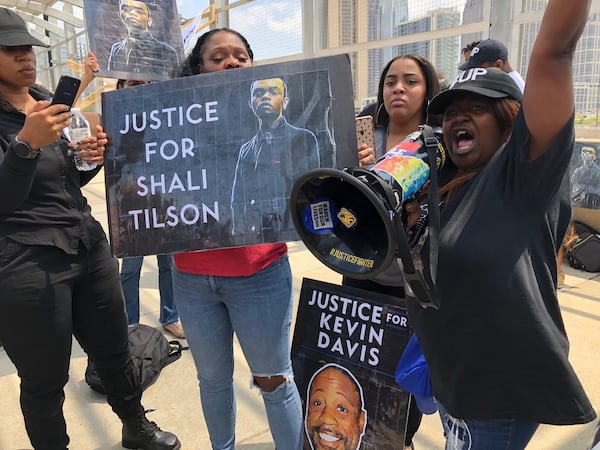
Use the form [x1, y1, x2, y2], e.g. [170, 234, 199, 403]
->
[524, 0, 591, 159]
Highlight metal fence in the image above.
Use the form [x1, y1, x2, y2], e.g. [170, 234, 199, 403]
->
[25, 0, 600, 127]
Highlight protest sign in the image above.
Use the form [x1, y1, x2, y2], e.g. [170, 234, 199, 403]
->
[102, 55, 357, 256]
[292, 278, 412, 449]
[85, 0, 185, 81]
[570, 140, 600, 211]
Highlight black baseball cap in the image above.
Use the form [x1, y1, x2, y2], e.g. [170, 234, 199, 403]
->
[428, 67, 522, 115]
[0, 8, 49, 48]
[459, 39, 508, 71]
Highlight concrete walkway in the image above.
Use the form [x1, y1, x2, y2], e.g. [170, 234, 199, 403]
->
[0, 171, 598, 449]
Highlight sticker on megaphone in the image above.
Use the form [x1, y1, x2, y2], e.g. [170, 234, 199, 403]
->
[302, 198, 339, 235]
[372, 142, 430, 202]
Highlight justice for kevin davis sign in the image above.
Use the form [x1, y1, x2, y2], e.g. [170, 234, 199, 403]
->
[292, 278, 412, 450]
[102, 55, 357, 257]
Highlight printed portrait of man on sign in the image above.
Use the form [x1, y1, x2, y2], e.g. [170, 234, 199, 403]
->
[570, 143, 600, 210]
[231, 77, 321, 240]
[292, 279, 412, 449]
[305, 363, 367, 450]
[101, 55, 356, 257]
[84, 0, 184, 81]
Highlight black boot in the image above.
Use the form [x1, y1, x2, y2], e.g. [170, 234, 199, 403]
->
[122, 409, 181, 450]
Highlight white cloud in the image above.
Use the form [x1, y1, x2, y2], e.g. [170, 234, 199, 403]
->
[176, 0, 208, 19]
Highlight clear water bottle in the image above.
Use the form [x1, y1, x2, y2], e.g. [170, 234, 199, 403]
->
[68, 108, 97, 171]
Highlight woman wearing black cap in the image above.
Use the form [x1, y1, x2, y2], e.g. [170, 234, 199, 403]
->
[406, 0, 595, 448]
[0, 8, 180, 450]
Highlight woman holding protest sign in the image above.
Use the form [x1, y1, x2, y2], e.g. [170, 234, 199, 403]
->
[0, 8, 180, 449]
[172, 29, 303, 450]
[406, 0, 595, 448]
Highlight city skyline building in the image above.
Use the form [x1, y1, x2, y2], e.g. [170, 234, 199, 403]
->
[573, 12, 600, 115]
[431, 8, 462, 80]
[461, 0, 485, 49]
[392, 8, 460, 87]
[367, 0, 409, 96]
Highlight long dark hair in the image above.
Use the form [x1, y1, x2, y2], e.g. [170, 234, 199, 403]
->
[373, 54, 441, 128]
[179, 28, 254, 77]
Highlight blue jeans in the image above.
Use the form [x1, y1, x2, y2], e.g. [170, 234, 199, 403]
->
[438, 403, 539, 449]
[120, 254, 178, 325]
[173, 256, 302, 450]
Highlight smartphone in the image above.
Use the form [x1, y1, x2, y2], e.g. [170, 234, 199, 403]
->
[50, 75, 81, 109]
[355, 115, 375, 150]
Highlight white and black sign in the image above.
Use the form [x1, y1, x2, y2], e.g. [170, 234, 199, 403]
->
[85, 0, 185, 81]
[102, 55, 357, 257]
[570, 140, 600, 210]
[292, 278, 412, 449]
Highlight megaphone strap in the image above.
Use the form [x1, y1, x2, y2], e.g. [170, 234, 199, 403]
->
[422, 125, 440, 285]
[393, 209, 439, 309]
[394, 125, 442, 310]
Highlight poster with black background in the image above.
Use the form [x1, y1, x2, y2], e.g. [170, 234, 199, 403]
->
[292, 278, 411, 450]
[85, 0, 185, 81]
[569, 139, 600, 211]
[102, 55, 357, 257]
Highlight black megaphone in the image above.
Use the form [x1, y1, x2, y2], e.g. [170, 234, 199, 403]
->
[290, 126, 446, 308]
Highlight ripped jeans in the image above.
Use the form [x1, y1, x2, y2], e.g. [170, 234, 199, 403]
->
[438, 403, 539, 450]
[173, 256, 303, 450]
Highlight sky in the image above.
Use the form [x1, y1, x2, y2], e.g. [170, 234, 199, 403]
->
[176, 0, 208, 20]
[175, 0, 303, 59]
[174, 0, 468, 59]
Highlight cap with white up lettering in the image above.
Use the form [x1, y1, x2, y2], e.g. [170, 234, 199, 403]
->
[427, 67, 522, 115]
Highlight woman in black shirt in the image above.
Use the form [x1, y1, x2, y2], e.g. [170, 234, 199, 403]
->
[407, 0, 595, 448]
[0, 7, 180, 450]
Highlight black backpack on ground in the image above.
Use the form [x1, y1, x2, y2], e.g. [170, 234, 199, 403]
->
[567, 221, 600, 273]
[85, 323, 187, 394]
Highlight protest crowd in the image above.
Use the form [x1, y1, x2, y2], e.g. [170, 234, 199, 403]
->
[0, 0, 598, 449]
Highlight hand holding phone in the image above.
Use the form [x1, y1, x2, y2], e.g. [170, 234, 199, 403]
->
[356, 115, 376, 166]
[50, 75, 81, 109]
[355, 115, 375, 149]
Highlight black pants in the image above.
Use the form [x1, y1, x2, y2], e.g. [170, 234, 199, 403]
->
[0, 238, 142, 450]
[342, 276, 423, 447]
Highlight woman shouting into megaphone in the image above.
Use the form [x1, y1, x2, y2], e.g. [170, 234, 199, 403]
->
[407, 0, 595, 448]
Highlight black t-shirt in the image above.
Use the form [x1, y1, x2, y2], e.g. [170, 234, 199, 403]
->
[407, 111, 596, 425]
